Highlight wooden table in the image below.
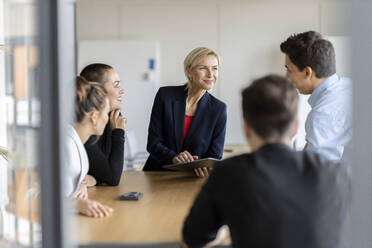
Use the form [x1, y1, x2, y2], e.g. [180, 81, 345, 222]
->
[74, 171, 206, 243]
[223, 144, 251, 159]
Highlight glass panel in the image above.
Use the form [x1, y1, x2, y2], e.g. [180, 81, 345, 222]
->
[0, 0, 41, 246]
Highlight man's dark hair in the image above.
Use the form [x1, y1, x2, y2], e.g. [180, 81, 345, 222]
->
[80, 63, 113, 85]
[242, 75, 299, 139]
[280, 31, 336, 78]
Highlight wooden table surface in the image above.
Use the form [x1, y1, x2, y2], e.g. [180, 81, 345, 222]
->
[74, 171, 206, 243]
[223, 144, 251, 159]
[4, 145, 250, 244]
[74, 145, 251, 244]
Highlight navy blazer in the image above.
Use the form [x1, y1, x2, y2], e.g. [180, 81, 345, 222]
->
[143, 85, 227, 171]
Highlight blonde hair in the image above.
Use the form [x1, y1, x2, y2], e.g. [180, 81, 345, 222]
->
[183, 47, 220, 85]
[75, 76, 107, 123]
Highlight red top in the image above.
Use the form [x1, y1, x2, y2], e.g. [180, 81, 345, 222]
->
[183, 114, 194, 142]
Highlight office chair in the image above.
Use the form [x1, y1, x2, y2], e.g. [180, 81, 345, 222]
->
[124, 129, 148, 170]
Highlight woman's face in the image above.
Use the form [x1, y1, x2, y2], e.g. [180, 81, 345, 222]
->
[95, 98, 110, 135]
[103, 69, 124, 111]
[187, 55, 219, 91]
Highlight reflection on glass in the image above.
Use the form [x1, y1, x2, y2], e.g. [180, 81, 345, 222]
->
[0, 0, 41, 246]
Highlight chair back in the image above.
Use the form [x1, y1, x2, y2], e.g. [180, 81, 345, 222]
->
[125, 129, 139, 159]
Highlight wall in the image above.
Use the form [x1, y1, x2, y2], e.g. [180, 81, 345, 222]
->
[76, 0, 350, 145]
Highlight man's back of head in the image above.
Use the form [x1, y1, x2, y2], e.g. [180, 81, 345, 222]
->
[241, 74, 299, 143]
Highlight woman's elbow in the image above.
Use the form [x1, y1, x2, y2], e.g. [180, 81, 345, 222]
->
[110, 180, 120, 186]
[107, 175, 121, 186]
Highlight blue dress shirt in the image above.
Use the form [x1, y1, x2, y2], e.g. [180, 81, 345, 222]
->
[305, 74, 352, 161]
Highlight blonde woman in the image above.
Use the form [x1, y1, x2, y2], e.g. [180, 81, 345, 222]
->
[64, 76, 113, 217]
[144, 47, 227, 176]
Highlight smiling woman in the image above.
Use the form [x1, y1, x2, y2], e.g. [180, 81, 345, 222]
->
[143, 47, 227, 176]
[80, 64, 127, 186]
[184, 48, 220, 92]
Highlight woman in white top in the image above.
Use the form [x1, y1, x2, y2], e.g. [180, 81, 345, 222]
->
[64, 76, 112, 217]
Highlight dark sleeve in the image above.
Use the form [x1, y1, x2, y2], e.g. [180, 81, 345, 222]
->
[85, 129, 125, 186]
[183, 166, 223, 247]
[205, 103, 227, 159]
[146, 89, 177, 165]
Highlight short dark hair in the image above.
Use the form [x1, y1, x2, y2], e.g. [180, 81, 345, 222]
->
[80, 63, 113, 85]
[242, 75, 299, 139]
[280, 31, 336, 78]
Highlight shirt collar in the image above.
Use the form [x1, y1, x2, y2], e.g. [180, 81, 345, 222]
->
[67, 125, 80, 143]
[308, 73, 339, 107]
[258, 142, 292, 152]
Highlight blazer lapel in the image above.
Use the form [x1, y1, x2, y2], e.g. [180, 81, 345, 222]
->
[173, 90, 187, 152]
[183, 91, 209, 148]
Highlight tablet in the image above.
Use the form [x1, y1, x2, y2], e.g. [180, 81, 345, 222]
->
[162, 158, 219, 171]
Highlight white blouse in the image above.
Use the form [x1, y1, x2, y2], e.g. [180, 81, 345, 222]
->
[63, 125, 89, 197]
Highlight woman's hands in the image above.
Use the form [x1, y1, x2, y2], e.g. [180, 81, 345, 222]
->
[81, 175, 97, 187]
[172, 150, 198, 164]
[110, 109, 127, 130]
[172, 151, 210, 177]
[194, 167, 210, 177]
[74, 175, 97, 200]
[76, 198, 113, 218]
[73, 175, 113, 218]
[73, 183, 88, 200]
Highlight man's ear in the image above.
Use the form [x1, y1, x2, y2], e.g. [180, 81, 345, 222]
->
[304, 66, 313, 79]
[243, 119, 252, 141]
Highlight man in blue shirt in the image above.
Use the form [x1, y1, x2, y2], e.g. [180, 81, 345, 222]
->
[280, 31, 352, 161]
